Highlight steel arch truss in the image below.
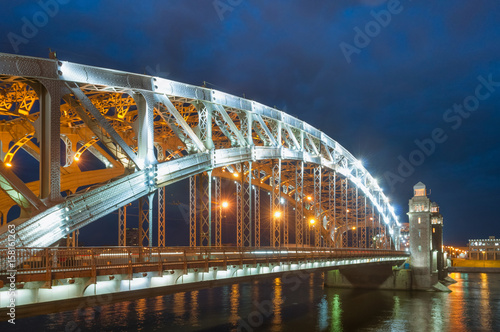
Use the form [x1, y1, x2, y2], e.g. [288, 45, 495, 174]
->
[0, 54, 401, 251]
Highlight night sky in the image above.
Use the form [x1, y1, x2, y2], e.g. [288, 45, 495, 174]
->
[1, 0, 499, 246]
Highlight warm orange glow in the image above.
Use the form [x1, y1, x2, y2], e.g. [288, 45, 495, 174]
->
[309, 218, 316, 225]
[74, 156, 80, 161]
[307, 196, 312, 201]
[5, 162, 12, 167]
[370, 217, 374, 220]
[274, 211, 282, 218]
[346, 209, 350, 213]
[233, 172, 239, 177]
[222, 201, 229, 208]
[352, 226, 356, 230]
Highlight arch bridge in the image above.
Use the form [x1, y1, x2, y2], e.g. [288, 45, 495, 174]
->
[0, 53, 402, 252]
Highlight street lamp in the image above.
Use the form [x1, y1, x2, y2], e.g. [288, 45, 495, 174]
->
[222, 201, 229, 208]
[274, 211, 282, 218]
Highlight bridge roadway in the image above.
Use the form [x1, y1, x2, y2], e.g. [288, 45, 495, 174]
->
[0, 247, 408, 318]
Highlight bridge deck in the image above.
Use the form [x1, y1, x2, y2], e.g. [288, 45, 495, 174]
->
[1, 247, 407, 284]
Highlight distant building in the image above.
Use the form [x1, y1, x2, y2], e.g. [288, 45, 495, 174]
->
[468, 236, 500, 260]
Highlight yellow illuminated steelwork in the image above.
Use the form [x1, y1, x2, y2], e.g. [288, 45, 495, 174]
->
[4, 133, 35, 167]
[74, 138, 100, 161]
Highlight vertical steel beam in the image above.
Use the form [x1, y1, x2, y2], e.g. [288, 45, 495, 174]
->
[295, 162, 304, 247]
[189, 175, 197, 247]
[254, 175, 260, 247]
[37, 83, 61, 201]
[215, 176, 222, 247]
[139, 194, 153, 247]
[158, 187, 166, 247]
[271, 160, 281, 247]
[329, 171, 336, 248]
[342, 178, 348, 248]
[236, 177, 242, 247]
[313, 166, 321, 248]
[241, 162, 252, 247]
[199, 171, 212, 246]
[135, 93, 156, 167]
[283, 198, 288, 246]
[361, 196, 367, 248]
[118, 205, 127, 246]
[353, 185, 359, 248]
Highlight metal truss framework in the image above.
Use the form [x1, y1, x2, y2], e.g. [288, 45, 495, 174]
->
[158, 187, 166, 247]
[0, 54, 401, 251]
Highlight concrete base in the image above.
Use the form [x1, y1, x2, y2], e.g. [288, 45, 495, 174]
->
[324, 263, 451, 292]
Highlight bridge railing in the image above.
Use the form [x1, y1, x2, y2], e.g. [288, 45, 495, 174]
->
[0, 247, 408, 278]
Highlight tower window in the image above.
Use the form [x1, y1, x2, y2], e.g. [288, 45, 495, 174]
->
[433, 228, 435, 233]
[418, 217, 421, 224]
[415, 189, 425, 196]
[418, 245, 422, 252]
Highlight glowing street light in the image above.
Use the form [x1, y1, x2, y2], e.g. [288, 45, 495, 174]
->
[309, 218, 316, 225]
[274, 211, 282, 218]
[306, 196, 312, 201]
[222, 201, 229, 208]
[233, 172, 239, 178]
[5, 162, 12, 167]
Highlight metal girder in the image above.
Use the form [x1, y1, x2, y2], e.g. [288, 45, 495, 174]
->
[283, 199, 288, 246]
[203, 103, 247, 147]
[215, 176, 221, 247]
[242, 162, 252, 246]
[199, 171, 212, 246]
[271, 160, 281, 247]
[0, 162, 45, 213]
[139, 194, 153, 247]
[189, 175, 197, 247]
[67, 84, 140, 168]
[158, 187, 166, 247]
[36, 81, 62, 201]
[295, 161, 304, 247]
[155, 94, 206, 153]
[60, 134, 73, 167]
[252, 113, 277, 147]
[342, 178, 348, 248]
[313, 165, 321, 248]
[118, 205, 126, 246]
[253, 174, 260, 248]
[329, 171, 336, 247]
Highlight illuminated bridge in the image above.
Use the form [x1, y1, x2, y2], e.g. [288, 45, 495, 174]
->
[0, 53, 408, 314]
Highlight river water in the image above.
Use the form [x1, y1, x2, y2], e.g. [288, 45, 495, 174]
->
[4, 272, 500, 331]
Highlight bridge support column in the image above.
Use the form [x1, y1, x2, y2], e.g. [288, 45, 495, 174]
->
[329, 171, 336, 248]
[199, 171, 212, 246]
[295, 161, 304, 248]
[118, 205, 127, 246]
[313, 165, 321, 248]
[236, 162, 252, 247]
[158, 187, 165, 247]
[271, 160, 281, 247]
[190, 175, 197, 247]
[215, 176, 222, 247]
[139, 194, 154, 247]
[35, 82, 62, 202]
[254, 176, 260, 247]
[341, 178, 348, 248]
[324, 264, 413, 290]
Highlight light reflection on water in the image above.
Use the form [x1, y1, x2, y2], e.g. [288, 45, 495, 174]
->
[4, 272, 500, 331]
